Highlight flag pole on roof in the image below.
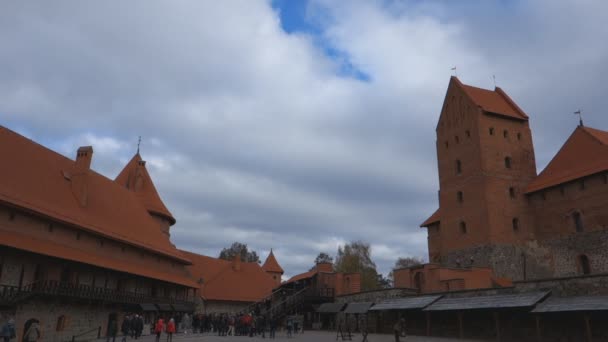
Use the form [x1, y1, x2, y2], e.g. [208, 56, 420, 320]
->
[451, 66, 457, 77]
[137, 136, 142, 154]
[574, 110, 584, 127]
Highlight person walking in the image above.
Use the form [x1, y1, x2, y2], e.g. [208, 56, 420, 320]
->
[0, 319, 16, 342]
[134, 315, 143, 339]
[106, 319, 118, 342]
[22, 322, 40, 342]
[286, 316, 293, 338]
[154, 318, 165, 342]
[121, 316, 131, 342]
[166, 318, 176, 342]
[393, 318, 405, 342]
[269, 317, 276, 339]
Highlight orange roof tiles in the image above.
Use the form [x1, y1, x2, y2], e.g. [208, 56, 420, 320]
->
[0, 230, 198, 288]
[453, 77, 528, 121]
[115, 154, 176, 225]
[526, 126, 608, 193]
[0, 126, 189, 264]
[420, 208, 440, 227]
[262, 249, 284, 274]
[285, 270, 316, 284]
[181, 250, 277, 302]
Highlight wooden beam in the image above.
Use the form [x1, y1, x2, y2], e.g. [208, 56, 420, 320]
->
[494, 311, 500, 342]
[584, 314, 591, 342]
[458, 311, 464, 339]
[535, 315, 542, 342]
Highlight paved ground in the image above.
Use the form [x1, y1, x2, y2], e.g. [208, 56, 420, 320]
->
[98, 331, 484, 342]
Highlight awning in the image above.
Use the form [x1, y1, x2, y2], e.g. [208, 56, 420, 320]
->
[139, 303, 158, 311]
[532, 295, 608, 313]
[344, 302, 374, 314]
[370, 295, 442, 311]
[156, 303, 174, 311]
[317, 302, 346, 313]
[424, 291, 550, 311]
[172, 303, 195, 312]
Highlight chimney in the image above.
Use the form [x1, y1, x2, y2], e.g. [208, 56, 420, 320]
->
[71, 146, 93, 207]
[232, 254, 241, 272]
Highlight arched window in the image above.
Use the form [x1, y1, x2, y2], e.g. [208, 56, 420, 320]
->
[512, 218, 520, 231]
[456, 160, 462, 175]
[459, 221, 467, 234]
[573, 212, 584, 232]
[503, 130, 509, 138]
[579, 255, 591, 275]
[505, 156, 512, 169]
[489, 127, 495, 135]
[457, 191, 464, 203]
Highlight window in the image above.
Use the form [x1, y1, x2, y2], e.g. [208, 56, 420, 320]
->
[456, 160, 462, 175]
[579, 255, 591, 275]
[465, 130, 471, 138]
[512, 218, 520, 231]
[489, 127, 495, 135]
[459, 221, 467, 234]
[56, 315, 68, 332]
[509, 187, 516, 198]
[503, 130, 509, 138]
[517, 132, 522, 140]
[457, 191, 464, 203]
[573, 212, 584, 232]
[445, 141, 449, 149]
[505, 156, 512, 169]
[455, 136, 460, 144]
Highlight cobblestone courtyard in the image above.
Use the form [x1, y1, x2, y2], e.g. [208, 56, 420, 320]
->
[97, 331, 483, 342]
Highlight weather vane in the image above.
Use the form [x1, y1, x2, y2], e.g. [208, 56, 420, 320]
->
[451, 66, 457, 77]
[574, 110, 584, 127]
[137, 136, 142, 154]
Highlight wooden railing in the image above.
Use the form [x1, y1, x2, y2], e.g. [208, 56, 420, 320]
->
[0, 284, 20, 304]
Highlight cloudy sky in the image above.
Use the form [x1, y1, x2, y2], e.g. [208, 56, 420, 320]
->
[2, 0, 608, 278]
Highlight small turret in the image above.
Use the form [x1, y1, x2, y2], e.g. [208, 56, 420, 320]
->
[262, 249, 284, 285]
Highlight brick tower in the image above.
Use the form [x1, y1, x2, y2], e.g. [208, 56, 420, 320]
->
[421, 77, 537, 279]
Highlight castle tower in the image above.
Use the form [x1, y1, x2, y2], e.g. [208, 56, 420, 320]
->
[421, 77, 537, 279]
[115, 153, 176, 237]
[262, 249, 284, 285]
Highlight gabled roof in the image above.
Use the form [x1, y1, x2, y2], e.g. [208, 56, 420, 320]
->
[526, 126, 608, 193]
[420, 208, 440, 227]
[0, 126, 189, 264]
[262, 249, 284, 274]
[451, 77, 528, 121]
[181, 250, 277, 303]
[115, 154, 175, 225]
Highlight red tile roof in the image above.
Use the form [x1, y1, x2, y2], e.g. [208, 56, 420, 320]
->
[262, 249, 284, 274]
[285, 270, 316, 284]
[0, 126, 189, 264]
[420, 208, 440, 227]
[526, 126, 608, 193]
[115, 154, 176, 225]
[453, 77, 528, 121]
[0, 230, 198, 288]
[181, 250, 277, 303]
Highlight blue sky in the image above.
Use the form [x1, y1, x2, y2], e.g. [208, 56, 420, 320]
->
[2, 0, 608, 279]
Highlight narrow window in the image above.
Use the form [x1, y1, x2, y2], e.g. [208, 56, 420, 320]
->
[456, 160, 462, 175]
[503, 130, 509, 138]
[517, 132, 522, 140]
[512, 218, 520, 231]
[579, 255, 591, 275]
[573, 212, 584, 232]
[457, 191, 464, 203]
[455, 136, 460, 144]
[445, 141, 449, 149]
[509, 187, 516, 199]
[459, 221, 467, 234]
[489, 127, 495, 135]
[505, 156, 512, 169]
[465, 130, 471, 138]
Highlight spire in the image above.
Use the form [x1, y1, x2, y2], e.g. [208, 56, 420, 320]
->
[262, 249, 284, 274]
[137, 136, 142, 154]
[115, 153, 176, 225]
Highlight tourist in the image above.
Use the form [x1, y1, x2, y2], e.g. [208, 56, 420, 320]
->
[121, 316, 131, 342]
[106, 319, 118, 342]
[166, 318, 176, 342]
[393, 318, 405, 342]
[269, 316, 277, 339]
[134, 315, 144, 339]
[0, 319, 16, 342]
[22, 321, 40, 342]
[154, 318, 164, 342]
[286, 316, 293, 338]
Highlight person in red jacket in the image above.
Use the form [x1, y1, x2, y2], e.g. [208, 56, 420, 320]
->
[166, 318, 176, 342]
[154, 318, 164, 342]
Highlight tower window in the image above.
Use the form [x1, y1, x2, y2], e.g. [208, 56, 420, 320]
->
[579, 254, 591, 275]
[512, 218, 520, 231]
[573, 212, 584, 232]
[445, 141, 449, 149]
[517, 132, 522, 140]
[459, 221, 467, 234]
[509, 187, 516, 198]
[505, 156, 512, 169]
[456, 160, 462, 175]
[465, 130, 471, 138]
[503, 130, 509, 138]
[489, 127, 495, 135]
[457, 191, 464, 203]
[455, 136, 459, 144]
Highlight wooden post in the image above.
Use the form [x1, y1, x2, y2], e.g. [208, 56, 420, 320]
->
[535, 315, 541, 342]
[494, 312, 500, 342]
[426, 311, 431, 337]
[458, 311, 464, 339]
[584, 314, 591, 342]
